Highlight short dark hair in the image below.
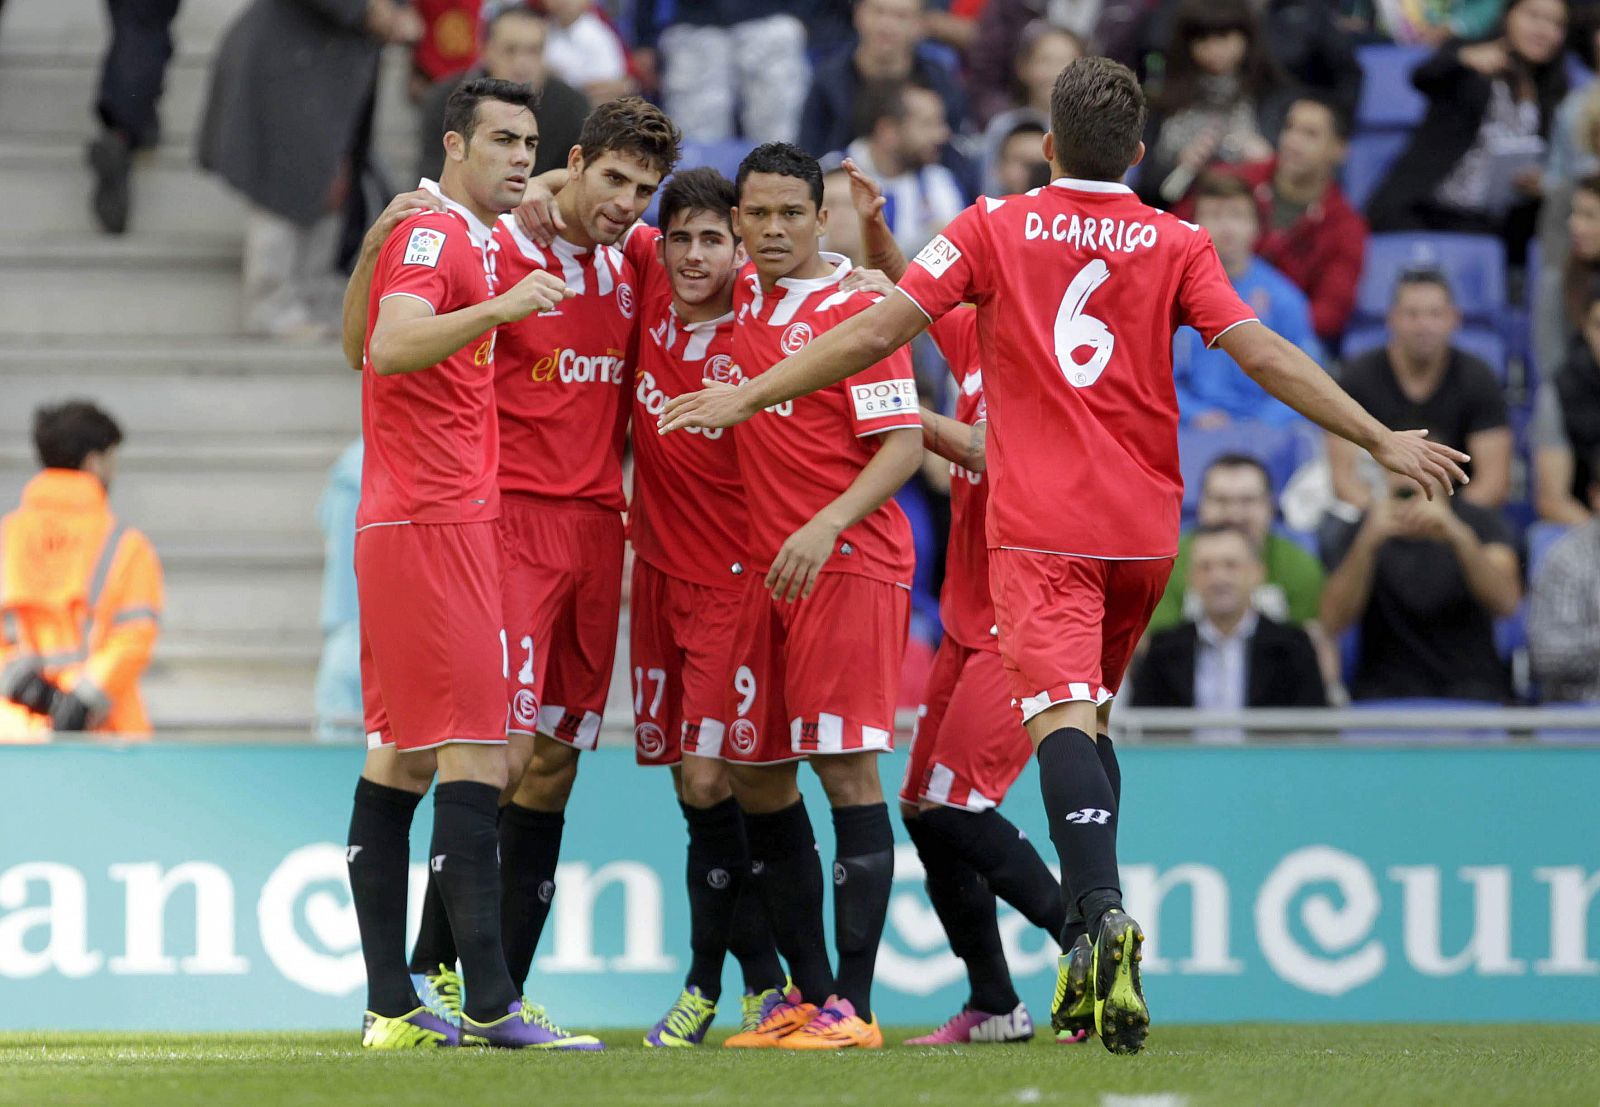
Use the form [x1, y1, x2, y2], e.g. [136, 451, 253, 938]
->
[578, 96, 682, 177]
[1191, 521, 1262, 559]
[853, 78, 908, 141]
[736, 142, 824, 209]
[1392, 265, 1455, 307]
[1287, 93, 1353, 142]
[33, 401, 122, 471]
[660, 166, 737, 234]
[1202, 452, 1272, 493]
[1192, 171, 1255, 207]
[1049, 56, 1147, 182]
[442, 76, 539, 142]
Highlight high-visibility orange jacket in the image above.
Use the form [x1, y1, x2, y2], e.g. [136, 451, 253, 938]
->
[0, 469, 163, 740]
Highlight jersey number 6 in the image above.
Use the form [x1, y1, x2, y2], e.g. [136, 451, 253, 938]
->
[1053, 259, 1114, 388]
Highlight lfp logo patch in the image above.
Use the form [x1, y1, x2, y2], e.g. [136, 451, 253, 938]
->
[404, 228, 446, 268]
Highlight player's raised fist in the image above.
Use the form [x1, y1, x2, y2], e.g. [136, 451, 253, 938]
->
[657, 379, 755, 435]
[1371, 428, 1472, 500]
[497, 269, 575, 322]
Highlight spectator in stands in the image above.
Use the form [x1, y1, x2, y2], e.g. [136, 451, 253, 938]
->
[976, 22, 1083, 194]
[969, 0, 1155, 123]
[634, 0, 807, 144]
[315, 440, 364, 742]
[1374, 0, 1509, 45]
[1148, 453, 1328, 637]
[415, 6, 587, 182]
[842, 78, 967, 253]
[1136, 0, 1288, 207]
[1528, 447, 1600, 700]
[1535, 174, 1600, 371]
[821, 164, 867, 262]
[1195, 96, 1367, 348]
[988, 120, 1053, 196]
[200, 0, 421, 339]
[86, 0, 181, 234]
[1367, 0, 1569, 261]
[1321, 469, 1520, 703]
[1174, 173, 1321, 428]
[0, 403, 163, 741]
[411, 0, 481, 94]
[539, 0, 630, 104]
[922, 0, 984, 53]
[1534, 289, 1600, 521]
[800, 0, 966, 164]
[1142, 0, 1362, 121]
[1329, 269, 1512, 510]
[1131, 524, 1327, 712]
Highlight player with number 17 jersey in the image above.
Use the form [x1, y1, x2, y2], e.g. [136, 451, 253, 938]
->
[895, 177, 1256, 713]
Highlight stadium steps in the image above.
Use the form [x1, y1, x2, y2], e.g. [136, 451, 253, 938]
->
[0, 0, 431, 732]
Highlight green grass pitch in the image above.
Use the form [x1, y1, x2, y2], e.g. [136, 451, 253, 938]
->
[4, 1026, 1597, 1107]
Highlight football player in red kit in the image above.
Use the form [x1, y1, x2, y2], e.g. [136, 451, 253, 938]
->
[661, 59, 1469, 1055]
[624, 168, 787, 1047]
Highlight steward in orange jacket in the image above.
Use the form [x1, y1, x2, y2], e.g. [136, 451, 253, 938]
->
[0, 403, 162, 740]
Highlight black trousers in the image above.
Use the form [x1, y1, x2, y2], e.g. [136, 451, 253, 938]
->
[96, 0, 182, 148]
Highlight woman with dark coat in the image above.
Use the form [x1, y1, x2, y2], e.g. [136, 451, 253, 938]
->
[1367, 0, 1569, 260]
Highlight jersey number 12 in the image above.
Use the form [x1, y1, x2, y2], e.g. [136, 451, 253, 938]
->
[1054, 259, 1114, 388]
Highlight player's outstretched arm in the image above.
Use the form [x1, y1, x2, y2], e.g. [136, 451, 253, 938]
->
[766, 426, 923, 602]
[340, 189, 446, 370]
[1218, 322, 1472, 499]
[920, 408, 986, 473]
[368, 269, 574, 376]
[658, 293, 931, 434]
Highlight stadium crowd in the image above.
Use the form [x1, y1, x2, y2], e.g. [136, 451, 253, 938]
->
[9, 0, 1600, 740]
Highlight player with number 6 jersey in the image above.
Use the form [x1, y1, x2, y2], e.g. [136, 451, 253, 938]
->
[659, 58, 1471, 1058]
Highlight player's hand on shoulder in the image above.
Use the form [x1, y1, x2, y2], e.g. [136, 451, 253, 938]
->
[498, 268, 575, 322]
[658, 379, 757, 435]
[1371, 428, 1471, 501]
[766, 516, 840, 602]
[367, 189, 445, 250]
[843, 267, 895, 297]
[514, 180, 566, 247]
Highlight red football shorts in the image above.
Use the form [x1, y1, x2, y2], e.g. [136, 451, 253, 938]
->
[499, 495, 624, 752]
[357, 520, 507, 751]
[900, 638, 1032, 811]
[629, 558, 745, 766]
[989, 549, 1174, 724]
[724, 572, 910, 765]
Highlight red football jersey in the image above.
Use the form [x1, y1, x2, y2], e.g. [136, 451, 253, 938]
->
[491, 219, 637, 510]
[732, 254, 922, 586]
[896, 178, 1256, 559]
[627, 226, 747, 588]
[359, 206, 502, 528]
[928, 308, 996, 651]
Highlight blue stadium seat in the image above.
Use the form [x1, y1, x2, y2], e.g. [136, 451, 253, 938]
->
[1526, 521, 1573, 580]
[1353, 233, 1506, 325]
[1177, 421, 1320, 513]
[641, 139, 756, 227]
[1341, 131, 1408, 212]
[1339, 324, 1507, 382]
[1340, 698, 1510, 743]
[1355, 44, 1431, 130]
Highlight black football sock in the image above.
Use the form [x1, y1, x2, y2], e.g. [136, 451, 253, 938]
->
[430, 781, 519, 1020]
[1096, 732, 1122, 808]
[743, 799, 834, 1004]
[830, 803, 895, 1015]
[1036, 728, 1122, 939]
[407, 871, 458, 974]
[682, 798, 747, 1002]
[905, 815, 1018, 1014]
[727, 878, 786, 995]
[347, 778, 424, 1017]
[917, 805, 1067, 941]
[498, 803, 564, 991]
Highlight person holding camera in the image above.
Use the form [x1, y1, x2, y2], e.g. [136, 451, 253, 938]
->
[1319, 468, 1520, 703]
[0, 403, 163, 740]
